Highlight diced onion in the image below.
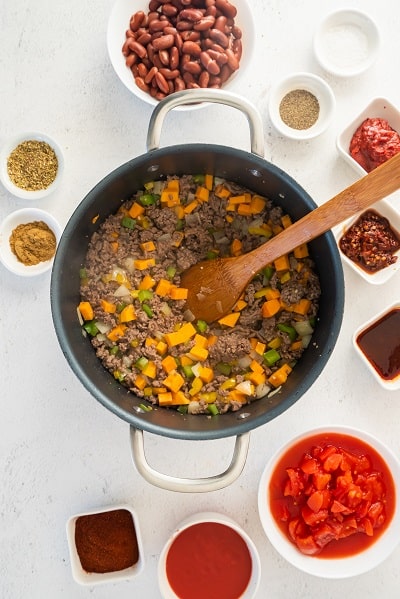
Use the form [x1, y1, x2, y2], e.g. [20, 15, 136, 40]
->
[238, 355, 252, 369]
[160, 302, 172, 317]
[95, 321, 112, 334]
[76, 306, 84, 326]
[293, 320, 314, 337]
[114, 284, 131, 298]
[236, 380, 254, 396]
[301, 334, 313, 348]
[191, 362, 202, 378]
[255, 383, 270, 398]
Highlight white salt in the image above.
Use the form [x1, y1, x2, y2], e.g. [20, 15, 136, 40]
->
[321, 24, 370, 70]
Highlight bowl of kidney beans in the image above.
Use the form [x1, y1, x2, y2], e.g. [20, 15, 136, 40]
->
[107, 0, 255, 108]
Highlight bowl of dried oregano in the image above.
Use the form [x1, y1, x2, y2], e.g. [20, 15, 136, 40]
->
[0, 131, 64, 200]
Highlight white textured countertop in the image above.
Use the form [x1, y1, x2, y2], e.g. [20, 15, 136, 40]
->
[1, 0, 400, 597]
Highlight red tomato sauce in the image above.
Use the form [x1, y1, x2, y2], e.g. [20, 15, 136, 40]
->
[349, 117, 400, 172]
[268, 432, 396, 559]
[165, 522, 252, 599]
[357, 308, 400, 381]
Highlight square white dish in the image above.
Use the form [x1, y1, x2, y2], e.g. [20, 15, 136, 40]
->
[353, 302, 400, 390]
[66, 504, 144, 586]
[337, 97, 400, 176]
[333, 198, 400, 285]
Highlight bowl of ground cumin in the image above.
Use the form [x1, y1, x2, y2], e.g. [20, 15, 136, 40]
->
[0, 208, 61, 276]
[268, 72, 335, 140]
[0, 131, 63, 199]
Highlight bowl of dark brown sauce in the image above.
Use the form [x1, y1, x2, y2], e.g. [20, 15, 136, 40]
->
[353, 302, 400, 390]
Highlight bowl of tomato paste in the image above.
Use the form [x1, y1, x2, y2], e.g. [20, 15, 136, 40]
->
[158, 511, 261, 598]
[258, 426, 400, 578]
[337, 97, 400, 176]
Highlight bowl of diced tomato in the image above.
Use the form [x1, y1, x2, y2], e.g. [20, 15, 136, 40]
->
[257, 425, 400, 578]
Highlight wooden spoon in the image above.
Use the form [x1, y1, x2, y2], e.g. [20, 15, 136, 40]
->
[180, 151, 400, 322]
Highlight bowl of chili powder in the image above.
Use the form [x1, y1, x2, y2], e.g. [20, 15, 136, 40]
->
[66, 504, 144, 585]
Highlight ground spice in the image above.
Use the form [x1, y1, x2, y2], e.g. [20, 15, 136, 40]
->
[74, 509, 139, 574]
[279, 89, 320, 130]
[9, 220, 57, 265]
[7, 140, 58, 191]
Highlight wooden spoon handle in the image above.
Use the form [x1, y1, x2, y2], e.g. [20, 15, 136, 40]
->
[243, 151, 400, 272]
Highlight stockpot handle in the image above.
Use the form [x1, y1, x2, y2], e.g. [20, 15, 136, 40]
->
[146, 88, 265, 158]
[130, 427, 250, 493]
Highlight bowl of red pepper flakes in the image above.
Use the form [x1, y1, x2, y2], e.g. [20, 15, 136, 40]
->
[66, 504, 144, 585]
[337, 97, 400, 176]
[353, 302, 400, 391]
[333, 198, 400, 285]
[258, 425, 400, 578]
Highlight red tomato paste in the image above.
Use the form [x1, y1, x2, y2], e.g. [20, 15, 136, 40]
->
[349, 117, 400, 172]
[165, 522, 252, 599]
[357, 308, 400, 381]
[269, 432, 395, 558]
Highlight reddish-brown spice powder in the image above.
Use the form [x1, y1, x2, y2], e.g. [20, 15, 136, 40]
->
[74, 509, 139, 573]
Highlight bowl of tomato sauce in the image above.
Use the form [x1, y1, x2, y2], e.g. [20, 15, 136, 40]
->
[258, 426, 400, 578]
[158, 511, 261, 599]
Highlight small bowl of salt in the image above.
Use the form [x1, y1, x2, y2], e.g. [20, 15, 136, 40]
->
[313, 9, 380, 78]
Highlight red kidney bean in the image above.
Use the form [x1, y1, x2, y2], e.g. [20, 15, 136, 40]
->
[219, 63, 233, 82]
[144, 66, 158, 84]
[200, 51, 220, 75]
[136, 32, 152, 46]
[207, 49, 228, 65]
[174, 76, 186, 91]
[162, 3, 178, 17]
[232, 37, 242, 60]
[137, 62, 148, 78]
[159, 49, 170, 65]
[193, 15, 215, 31]
[225, 47, 239, 70]
[155, 71, 170, 94]
[199, 70, 210, 87]
[135, 76, 150, 92]
[183, 60, 202, 75]
[130, 11, 146, 32]
[209, 28, 229, 47]
[170, 45, 180, 69]
[149, 0, 162, 10]
[128, 40, 147, 59]
[182, 40, 202, 56]
[179, 8, 204, 20]
[215, 0, 237, 19]
[152, 33, 175, 51]
[149, 19, 170, 33]
[232, 25, 242, 39]
[159, 67, 180, 79]
[176, 20, 193, 31]
[125, 54, 137, 68]
[214, 15, 227, 31]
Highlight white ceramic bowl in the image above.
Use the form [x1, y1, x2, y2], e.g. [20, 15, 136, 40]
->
[353, 302, 400, 390]
[268, 72, 335, 140]
[337, 97, 400, 176]
[313, 9, 380, 77]
[66, 504, 144, 586]
[258, 425, 400, 578]
[0, 131, 64, 200]
[333, 198, 400, 285]
[158, 511, 260, 598]
[0, 208, 62, 276]
[107, 0, 255, 110]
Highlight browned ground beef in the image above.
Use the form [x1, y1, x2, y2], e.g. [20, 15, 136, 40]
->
[80, 175, 320, 415]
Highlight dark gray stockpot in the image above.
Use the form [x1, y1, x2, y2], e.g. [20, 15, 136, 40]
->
[51, 90, 344, 492]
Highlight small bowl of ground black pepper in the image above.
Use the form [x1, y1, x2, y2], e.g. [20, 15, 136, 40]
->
[0, 131, 63, 200]
[66, 504, 144, 586]
[0, 207, 61, 276]
[268, 72, 335, 140]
